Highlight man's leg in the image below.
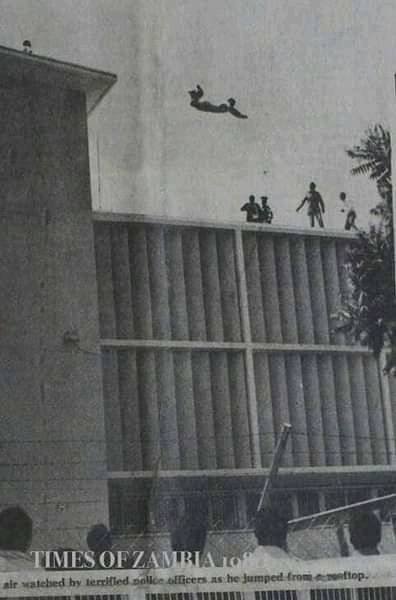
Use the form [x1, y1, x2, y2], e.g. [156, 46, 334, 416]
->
[349, 211, 357, 230]
[317, 212, 324, 228]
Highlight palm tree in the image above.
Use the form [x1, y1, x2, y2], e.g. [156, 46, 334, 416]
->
[346, 123, 392, 213]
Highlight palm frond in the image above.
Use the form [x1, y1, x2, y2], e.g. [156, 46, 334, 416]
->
[350, 162, 377, 176]
[346, 123, 392, 211]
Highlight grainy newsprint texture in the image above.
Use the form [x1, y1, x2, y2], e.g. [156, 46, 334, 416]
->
[0, 3, 395, 592]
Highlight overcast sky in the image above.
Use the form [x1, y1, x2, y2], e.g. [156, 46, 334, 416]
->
[0, 0, 395, 229]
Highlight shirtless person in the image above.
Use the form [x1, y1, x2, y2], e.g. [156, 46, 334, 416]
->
[296, 182, 325, 228]
[188, 86, 248, 118]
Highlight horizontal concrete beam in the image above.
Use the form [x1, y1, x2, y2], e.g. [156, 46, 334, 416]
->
[101, 338, 245, 351]
[101, 338, 370, 354]
[108, 465, 396, 489]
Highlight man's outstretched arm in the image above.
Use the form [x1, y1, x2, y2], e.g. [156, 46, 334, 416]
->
[296, 198, 306, 212]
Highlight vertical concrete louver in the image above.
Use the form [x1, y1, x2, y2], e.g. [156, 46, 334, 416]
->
[95, 217, 394, 475]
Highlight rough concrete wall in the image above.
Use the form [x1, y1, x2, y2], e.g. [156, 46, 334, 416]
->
[0, 80, 107, 549]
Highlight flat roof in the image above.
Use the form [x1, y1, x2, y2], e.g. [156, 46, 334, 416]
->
[0, 44, 117, 113]
[93, 211, 357, 240]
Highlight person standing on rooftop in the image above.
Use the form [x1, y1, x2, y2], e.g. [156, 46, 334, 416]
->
[296, 182, 325, 228]
[241, 195, 261, 223]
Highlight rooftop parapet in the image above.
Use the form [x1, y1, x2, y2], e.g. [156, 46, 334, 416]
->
[0, 44, 116, 113]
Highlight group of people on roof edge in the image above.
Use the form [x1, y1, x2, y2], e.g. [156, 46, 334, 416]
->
[241, 195, 274, 224]
[241, 182, 357, 231]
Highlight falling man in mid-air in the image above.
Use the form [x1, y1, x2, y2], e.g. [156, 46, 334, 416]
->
[188, 85, 248, 119]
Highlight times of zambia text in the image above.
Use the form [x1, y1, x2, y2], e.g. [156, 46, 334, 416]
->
[30, 550, 251, 570]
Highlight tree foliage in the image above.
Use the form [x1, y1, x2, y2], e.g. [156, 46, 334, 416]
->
[335, 228, 396, 371]
[335, 124, 396, 373]
[346, 123, 392, 206]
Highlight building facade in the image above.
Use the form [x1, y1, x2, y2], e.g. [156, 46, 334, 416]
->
[0, 46, 396, 554]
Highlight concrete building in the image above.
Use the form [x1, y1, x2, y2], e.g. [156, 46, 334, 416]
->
[0, 46, 116, 548]
[1, 45, 396, 553]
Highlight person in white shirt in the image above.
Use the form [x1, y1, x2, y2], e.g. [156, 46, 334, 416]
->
[340, 192, 357, 231]
[245, 505, 299, 565]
